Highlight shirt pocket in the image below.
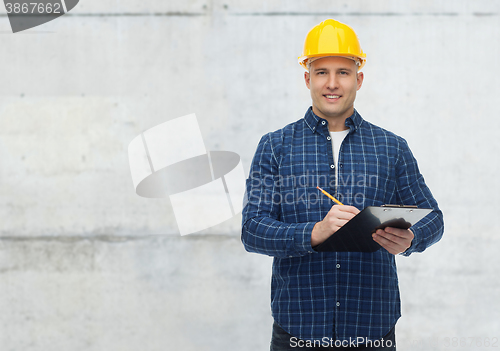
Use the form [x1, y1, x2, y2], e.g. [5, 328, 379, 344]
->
[350, 159, 397, 206]
[278, 169, 325, 223]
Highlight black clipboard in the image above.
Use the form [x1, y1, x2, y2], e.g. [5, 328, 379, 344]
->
[314, 205, 433, 253]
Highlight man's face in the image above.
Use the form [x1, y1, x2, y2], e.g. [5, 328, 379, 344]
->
[304, 56, 364, 122]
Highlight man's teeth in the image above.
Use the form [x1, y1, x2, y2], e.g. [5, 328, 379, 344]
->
[325, 95, 340, 98]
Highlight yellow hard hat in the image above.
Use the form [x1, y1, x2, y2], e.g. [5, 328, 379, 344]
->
[298, 19, 366, 71]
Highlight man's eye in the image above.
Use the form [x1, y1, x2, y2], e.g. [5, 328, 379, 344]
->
[340, 71, 348, 75]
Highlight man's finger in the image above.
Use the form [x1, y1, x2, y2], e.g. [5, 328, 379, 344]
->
[373, 231, 399, 245]
[330, 205, 359, 214]
[338, 205, 360, 214]
[327, 218, 350, 229]
[328, 209, 357, 221]
[384, 227, 414, 239]
[373, 237, 399, 254]
[372, 233, 406, 255]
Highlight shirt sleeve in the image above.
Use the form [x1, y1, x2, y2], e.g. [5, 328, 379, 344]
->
[241, 133, 317, 258]
[394, 137, 444, 256]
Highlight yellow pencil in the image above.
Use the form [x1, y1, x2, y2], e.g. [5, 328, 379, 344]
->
[316, 186, 344, 206]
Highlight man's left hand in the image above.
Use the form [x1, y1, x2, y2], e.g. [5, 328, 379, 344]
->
[372, 227, 414, 255]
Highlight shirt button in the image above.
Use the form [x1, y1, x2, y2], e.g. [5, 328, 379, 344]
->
[336, 302, 341, 307]
[321, 121, 326, 125]
[330, 164, 335, 169]
[336, 264, 340, 269]
[289, 256, 293, 258]
[340, 164, 343, 168]
[327, 136, 331, 140]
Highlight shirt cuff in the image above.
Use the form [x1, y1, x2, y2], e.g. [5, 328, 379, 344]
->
[293, 222, 318, 255]
[399, 227, 418, 256]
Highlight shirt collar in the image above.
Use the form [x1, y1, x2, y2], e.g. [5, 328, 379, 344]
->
[304, 106, 363, 134]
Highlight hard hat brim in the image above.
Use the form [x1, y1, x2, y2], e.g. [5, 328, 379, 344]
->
[298, 53, 366, 71]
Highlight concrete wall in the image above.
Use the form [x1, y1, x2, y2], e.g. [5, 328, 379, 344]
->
[1, 0, 499, 350]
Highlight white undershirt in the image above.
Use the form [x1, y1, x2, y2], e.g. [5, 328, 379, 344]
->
[330, 130, 349, 188]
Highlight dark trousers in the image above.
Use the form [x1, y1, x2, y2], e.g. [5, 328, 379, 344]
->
[270, 321, 396, 351]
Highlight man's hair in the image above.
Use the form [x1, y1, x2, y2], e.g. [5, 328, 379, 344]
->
[306, 60, 313, 72]
[306, 56, 361, 72]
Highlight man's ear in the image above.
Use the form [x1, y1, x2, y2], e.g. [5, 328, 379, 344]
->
[356, 71, 364, 91]
[305, 71, 311, 89]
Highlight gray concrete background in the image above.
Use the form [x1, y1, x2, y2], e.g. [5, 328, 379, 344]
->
[0, 0, 499, 350]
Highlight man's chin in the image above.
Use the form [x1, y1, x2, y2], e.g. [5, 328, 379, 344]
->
[320, 109, 345, 119]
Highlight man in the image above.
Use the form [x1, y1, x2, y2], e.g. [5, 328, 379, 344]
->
[241, 19, 444, 350]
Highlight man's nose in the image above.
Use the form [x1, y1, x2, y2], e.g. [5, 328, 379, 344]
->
[326, 74, 339, 90]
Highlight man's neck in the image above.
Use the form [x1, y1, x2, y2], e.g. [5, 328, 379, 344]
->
[326, 118, 350, 132]
[312, 106, 352, 132]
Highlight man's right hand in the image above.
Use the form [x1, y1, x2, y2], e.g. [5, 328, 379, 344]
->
[311, 205, 360, 247]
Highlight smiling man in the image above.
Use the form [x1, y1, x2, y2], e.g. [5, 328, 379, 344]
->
[305, 56, 362, 127]
[241, 19, 444, 350]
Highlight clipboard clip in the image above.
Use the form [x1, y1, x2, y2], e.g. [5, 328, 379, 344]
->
[381, 204, 418, 208]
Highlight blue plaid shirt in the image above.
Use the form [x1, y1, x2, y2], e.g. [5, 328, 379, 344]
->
[241, 107, 444, 342]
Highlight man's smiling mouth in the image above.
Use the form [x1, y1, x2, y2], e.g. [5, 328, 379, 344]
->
[324, 94, 341, 100]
